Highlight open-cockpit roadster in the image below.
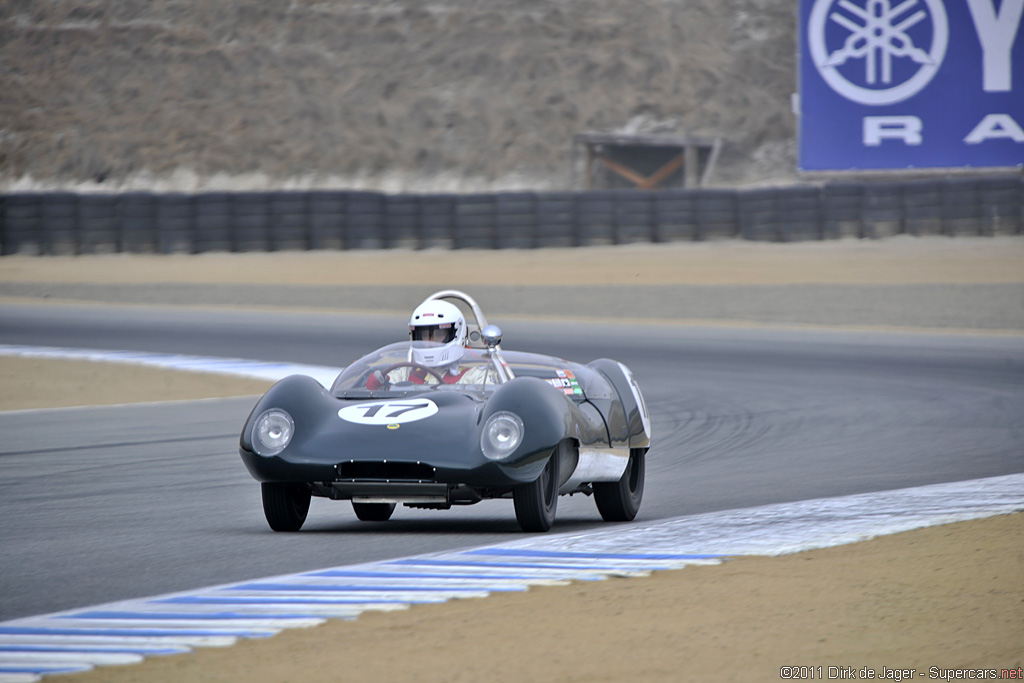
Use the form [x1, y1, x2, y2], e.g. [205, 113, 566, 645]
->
[239, 290, 651, 532]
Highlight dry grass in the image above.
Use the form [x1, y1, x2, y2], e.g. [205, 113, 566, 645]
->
[0, 0, 797, 191]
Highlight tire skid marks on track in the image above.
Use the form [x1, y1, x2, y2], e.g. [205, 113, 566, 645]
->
[1, 474, 1022, 682]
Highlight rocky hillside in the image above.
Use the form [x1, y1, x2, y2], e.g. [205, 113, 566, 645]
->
[0, 0, 797, 192]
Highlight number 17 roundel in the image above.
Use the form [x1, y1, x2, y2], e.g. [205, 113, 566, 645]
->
[338, 399, 439, 425]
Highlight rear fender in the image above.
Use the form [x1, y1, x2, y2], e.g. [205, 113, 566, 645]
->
[588, 359, 652, 448]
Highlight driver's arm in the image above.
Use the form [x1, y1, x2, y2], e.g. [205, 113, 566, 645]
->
[366, 366, 413, 389]
[409, 366, 431, 384]
[365, 370, 388, 390]
[455, 365, 491, 384]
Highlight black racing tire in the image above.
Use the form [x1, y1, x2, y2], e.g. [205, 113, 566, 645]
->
[261, 482, 311, 532]
[513, 446, 561, 532]
[352, 502, 396, 521]
[594, 448, 646, 522]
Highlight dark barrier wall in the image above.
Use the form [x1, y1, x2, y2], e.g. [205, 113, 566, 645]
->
[1, 176, 1021, 255]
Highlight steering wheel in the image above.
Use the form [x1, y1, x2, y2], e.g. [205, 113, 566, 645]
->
[378, 362, 445, 384]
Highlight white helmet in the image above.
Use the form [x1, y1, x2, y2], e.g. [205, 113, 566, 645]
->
[408, 300, 467, 368]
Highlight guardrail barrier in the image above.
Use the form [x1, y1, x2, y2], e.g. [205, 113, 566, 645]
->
[1, 176, 1020, 255]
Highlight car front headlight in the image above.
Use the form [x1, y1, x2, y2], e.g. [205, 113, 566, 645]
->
[481, 411, 524, 461]
[252, 409, 294, 457]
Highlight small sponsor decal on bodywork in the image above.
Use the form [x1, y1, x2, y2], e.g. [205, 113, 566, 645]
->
[545, 369, 583, 395]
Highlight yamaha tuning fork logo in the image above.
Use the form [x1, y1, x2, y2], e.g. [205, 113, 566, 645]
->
[799, 0, 1024, 171]
[808, 0, 949, 105]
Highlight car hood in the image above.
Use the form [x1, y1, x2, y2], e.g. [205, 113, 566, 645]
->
[292, 391, 486, 469]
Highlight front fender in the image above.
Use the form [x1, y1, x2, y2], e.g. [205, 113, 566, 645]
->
[483, 376, 574, 480]
[239, 374, 339, 481]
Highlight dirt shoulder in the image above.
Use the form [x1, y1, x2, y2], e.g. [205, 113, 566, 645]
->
[0, 356, 271, 411]
[4, 238, 1022, 331]
[1, 237, 1022, 287]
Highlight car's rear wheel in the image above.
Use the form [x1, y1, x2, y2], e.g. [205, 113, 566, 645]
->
[262, 482, 311, 532]
[352, 502, 396, 521]
[594, 448, 645, 522]
[513, 445, 561, 532]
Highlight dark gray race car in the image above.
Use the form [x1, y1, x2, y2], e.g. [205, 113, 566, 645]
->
[239, 290, 651, 532]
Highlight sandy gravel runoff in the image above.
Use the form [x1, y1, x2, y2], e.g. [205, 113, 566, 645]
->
[1, 237, 1022, 287]
[3, 238, 1022, 682]
[0, 356, 273, 411]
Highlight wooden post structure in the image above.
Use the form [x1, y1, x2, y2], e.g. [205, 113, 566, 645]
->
[572, 132, 721, 190]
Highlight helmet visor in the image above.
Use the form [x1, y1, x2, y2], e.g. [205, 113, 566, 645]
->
[410, 324, 457, 344]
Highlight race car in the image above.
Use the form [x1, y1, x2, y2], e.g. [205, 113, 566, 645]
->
[238, 290, 651, 532]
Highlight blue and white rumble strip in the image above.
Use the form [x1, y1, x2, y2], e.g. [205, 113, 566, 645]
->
[1, 474, 1021, 682]
[1, 345, 1022, 680]
[0, 344, 342, 389]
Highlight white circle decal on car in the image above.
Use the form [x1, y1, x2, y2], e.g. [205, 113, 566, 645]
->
[339, 399, 439, 425]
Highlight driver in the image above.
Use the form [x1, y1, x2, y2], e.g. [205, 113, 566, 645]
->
[366, 300, 488, 389]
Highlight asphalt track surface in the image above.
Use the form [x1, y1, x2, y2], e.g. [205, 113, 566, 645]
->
[1, 302, 1022, 621]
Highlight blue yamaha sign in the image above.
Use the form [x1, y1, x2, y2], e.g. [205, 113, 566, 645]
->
[799, 0, 1024, 171]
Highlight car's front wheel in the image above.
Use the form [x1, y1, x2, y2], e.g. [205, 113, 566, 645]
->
[513, 444, 562, 532]
[352, 502, 396, 521]
[261, 482, 311, 532]
[593, 448, 645, 522]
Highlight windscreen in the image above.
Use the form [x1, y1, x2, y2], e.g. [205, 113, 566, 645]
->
[330, 342, 601, 401]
